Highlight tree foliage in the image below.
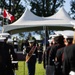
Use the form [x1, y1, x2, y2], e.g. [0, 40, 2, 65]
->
[0, 0, 25, 24]
[27, 0, 65, 17]
[70, 0, 75, 19]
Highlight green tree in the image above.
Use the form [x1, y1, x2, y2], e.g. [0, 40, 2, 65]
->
[0, 0, 25, 24]
[69, 0, 75, 19]
[26, 0, 65, 17]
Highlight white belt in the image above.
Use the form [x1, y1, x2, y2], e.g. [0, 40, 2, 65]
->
[12, 61, 18, 64]
[38, 51, 42, 52]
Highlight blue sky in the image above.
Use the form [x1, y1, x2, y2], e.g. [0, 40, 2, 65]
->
[21, 0, 71, 13]
[64, 0, 71, 13]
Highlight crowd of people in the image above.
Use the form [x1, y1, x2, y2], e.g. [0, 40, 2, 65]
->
[0, 31, 75, 75]
[43, 33, 75, 75]
[22, 32, 75, 75]
[23, 31, 75, 75]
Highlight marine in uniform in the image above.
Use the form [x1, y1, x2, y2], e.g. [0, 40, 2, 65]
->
[0, 33, 17, 75]
[55, 34, 73, 75]
[43, 39, 53, 69]
[63, 44, 75, 75]
[37, 43, 43, 64]
[43, 34, 57, 69]
[62, 35, 74, 75]
[0, 37, 6, 75]
[25, 37, 38, 75]
[49, 35, 65, 75]
[21, 39, 29, 51]
[13, 37, 18, 52]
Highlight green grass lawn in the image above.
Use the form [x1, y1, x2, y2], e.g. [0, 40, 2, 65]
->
[15, 61, 46, 75]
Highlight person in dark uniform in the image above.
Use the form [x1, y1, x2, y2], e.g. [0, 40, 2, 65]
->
[0, 35, 17, 75]
[13, 37, 18, 52]
[49, 35, 65, 75]
[21, 39, 29, 51]
[45, 39, 53, 68]
[43, 35, 57, 69]
[62, 44, 75, 75]
[42, 40, 50, 69]
[55, 35, 73, 75]
[5, 37, 17, 75]
[49, 35, 65, 65]
[0, 37, 6, 75]
[44, 39, 54, 75]
[25, 37, 38, 75]
[62, 33, 75, 75]
[37, 43, 43, 64]
[47, 39, 54, 63]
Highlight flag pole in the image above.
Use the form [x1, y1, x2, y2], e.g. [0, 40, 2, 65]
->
[2, 8, 4, 33]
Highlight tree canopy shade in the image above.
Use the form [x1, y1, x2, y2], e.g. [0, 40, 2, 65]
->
[3, 7, 75, 34]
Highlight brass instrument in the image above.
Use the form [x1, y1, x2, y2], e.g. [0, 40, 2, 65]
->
[26, 46, 36, 62]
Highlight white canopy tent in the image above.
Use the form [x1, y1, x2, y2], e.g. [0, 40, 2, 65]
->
[3, 7, 75, 34]
[54, 30, 74, 38]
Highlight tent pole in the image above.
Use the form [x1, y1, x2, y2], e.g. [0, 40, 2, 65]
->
[2, 17, 4, 33]
[2, 8, 4, 33]
[43, 26, 47, 70]
[43, 26, 46, 51]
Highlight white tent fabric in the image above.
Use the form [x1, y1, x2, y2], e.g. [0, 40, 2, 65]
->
[54, 30, 74, 38]
[3, 7, 75, 34]
[70, 20, 75, 29]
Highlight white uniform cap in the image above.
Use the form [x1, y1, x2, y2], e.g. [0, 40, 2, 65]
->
[28, 37, 35, 43]
[7, 38, 13, 43]
[54, 30, 74, 39]
[49, 34, 60, 44]
[28, 40, 34, 42]
[64, 35, 73, 38]
[49, 34, 60, 39]
[48, 39, 53, 43]
[70, 21, 75, 29]
[54, 31, 63, 35]
[0, 33, 10, 38]
[13, 38, 17, 41]
[0, 37, 6, 42]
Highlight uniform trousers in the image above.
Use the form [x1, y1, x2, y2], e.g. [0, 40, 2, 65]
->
[27, 61, 36, 75]
[0, 64, 14, 75]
